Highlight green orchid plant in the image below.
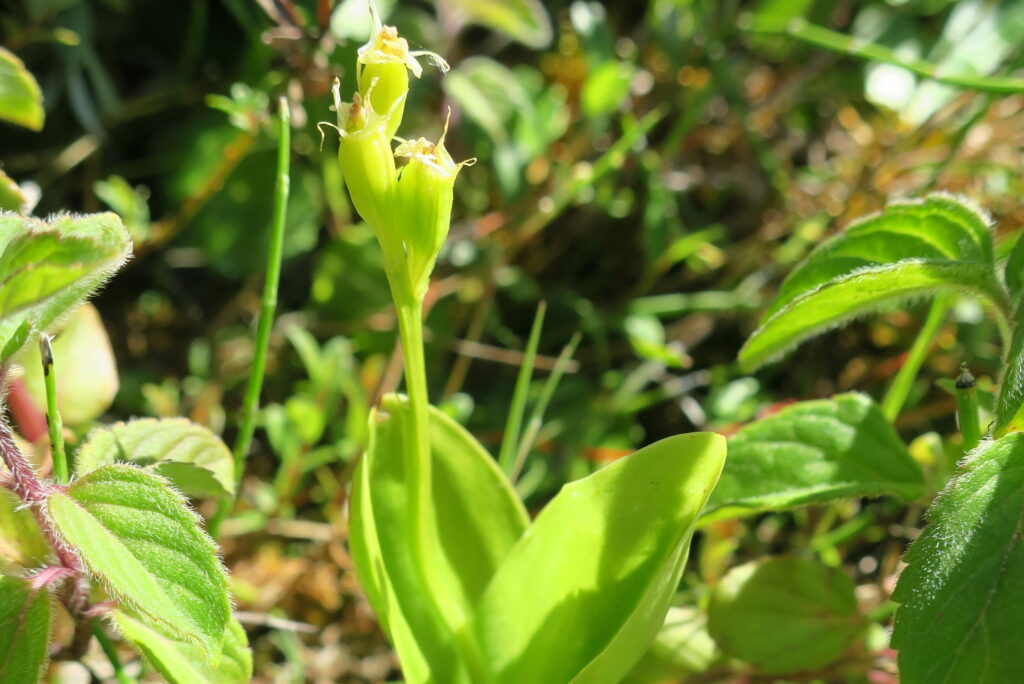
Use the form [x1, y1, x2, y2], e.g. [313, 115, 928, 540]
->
[331, 13, 727, 684]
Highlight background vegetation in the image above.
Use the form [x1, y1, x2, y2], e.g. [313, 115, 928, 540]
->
[2, 0, 1023, 681]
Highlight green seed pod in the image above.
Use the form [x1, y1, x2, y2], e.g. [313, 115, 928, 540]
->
[394, 131, 472, 294]
[335, 85, 398, 245]
[357, 23, 448, 140]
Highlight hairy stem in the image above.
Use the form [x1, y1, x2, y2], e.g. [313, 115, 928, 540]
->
[0, 412, 46, 503]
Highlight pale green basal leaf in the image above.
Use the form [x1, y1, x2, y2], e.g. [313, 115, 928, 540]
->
[0, 489, 51, 569]
[471, 432, 726, 683]
[47, 465, 230, 656]
[113, 610, 252, 684]
[707, 557, 864, 675]
[75, 417, 234, 497]
[740, 194, 1006, 370]
[623, 607, 718, 684]
[702, 393, 924, 522]
[0, 47, 44, 131]
[441, 0, 552, 48]
[893, 433, 1024, 682]
[0, 212, 131, 362]
[349, 396, 529, 681]
[0, 575, 52, 683]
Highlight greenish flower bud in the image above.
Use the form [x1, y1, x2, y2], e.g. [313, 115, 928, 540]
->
[394, 129, 473, 294]
[333, 81, 399, 258]
[357, 23, 448, 140]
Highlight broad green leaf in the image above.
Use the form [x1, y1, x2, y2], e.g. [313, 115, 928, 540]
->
[893, 433, 1024, 682]
[994, 320, 1024, 438]
[441, 0, 552, 47]
[47, 465, 230, 655]
[0, 575, 52, 683]
[0, 489, 51, 569]
[0, 212, 131, 363]
[1004, 231, 1024, 299]
[471, 432, 726, 683]
[75, 418, 234, 497]
[0, 47, 44, 131]
[707, 557, 864, 675]
[349, 395, 529, 681]
[740, 194, 1007, 370]
[19, 304, 119, 426]
[113, 610, 252, 684]
[0, 170, 24, 212]
[623, 607, 718, 684]
[702, 393, 924, 522]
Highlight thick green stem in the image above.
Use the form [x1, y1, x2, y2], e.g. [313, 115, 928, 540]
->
[210, 97, 290, 537]
[392, 280, 488, 680]
[395, 294, 432, 549]
[40, 335, 68, 484]
[882, 297, 949, 422]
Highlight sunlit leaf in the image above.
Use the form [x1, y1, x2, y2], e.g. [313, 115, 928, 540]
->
[893, 433, 1024, 681]
[708, 557, 864, 675]
[349, 395, 529, 680]
[74, 418, 234, 497]
[47, 465, 230, 655]
[703, 393, 924, 522]
[440, 0, 552, 47]
[623, 607, 718, 684]
[0, 575, 52, 683]
[0, 47, 44, 131]
[114, 610, 252, 684]
[0, 170, 24, 213]
[740, 194, 1007, 370]
[0, 212, 131, 362]
[472, 432, 726, 683]
[0, 489, 51, 569]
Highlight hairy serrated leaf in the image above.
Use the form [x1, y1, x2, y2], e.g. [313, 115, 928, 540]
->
[114, 609, 252, 684]
[702, 393, 924, 522]
[47, 465, 230, 656]
[75, 418, 234, 497]
[0, 575, 52, 683]
[893, 434, 1024, 682]
[740, 194, 1007, 370]
[0, 212, 131, 362]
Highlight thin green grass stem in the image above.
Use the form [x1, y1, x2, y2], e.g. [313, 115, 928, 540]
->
[92, 620, 138, 684]
[881, 297, 949, 422]
[210, 96, 290, 537]
[499, 301, 546, 476]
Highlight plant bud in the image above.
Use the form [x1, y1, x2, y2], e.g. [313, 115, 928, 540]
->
[334, 83, 398, 245]
[394, 129, 472, 293]
[357, 22, 448, 139]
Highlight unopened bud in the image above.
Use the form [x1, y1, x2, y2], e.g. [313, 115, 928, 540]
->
[334, 82, 398, 243]
[394, 125, 472, 293]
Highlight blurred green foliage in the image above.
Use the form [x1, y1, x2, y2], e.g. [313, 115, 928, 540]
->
[3, 0, 1024, 680]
